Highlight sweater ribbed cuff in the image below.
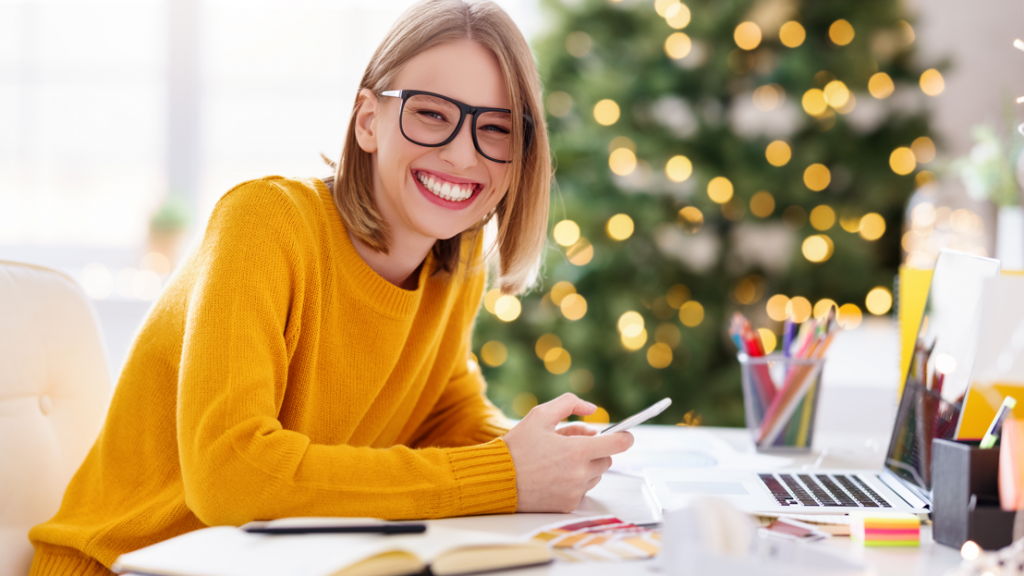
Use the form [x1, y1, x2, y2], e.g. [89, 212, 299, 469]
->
[447, 438, 517, 516]
[30, 545, 113, 576]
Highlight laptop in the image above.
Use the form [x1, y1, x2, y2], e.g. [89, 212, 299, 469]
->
[645, 249, 1001, 514]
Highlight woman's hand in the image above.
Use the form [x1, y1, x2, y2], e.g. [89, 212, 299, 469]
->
[502, 393, 634, 513]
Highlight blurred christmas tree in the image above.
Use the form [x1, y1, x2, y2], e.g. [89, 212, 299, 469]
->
[476, 0, 942, 426]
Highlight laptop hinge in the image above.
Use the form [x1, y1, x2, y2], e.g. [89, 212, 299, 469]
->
[878, 470, 930, 510]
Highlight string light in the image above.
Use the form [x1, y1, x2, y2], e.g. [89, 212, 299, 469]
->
[810, 205, 836, 231]
[609, 148, 637, 175]
[679, 301, 704, 327]
[890, 147, 916, 175]
[911, 137, 936, 163]
[547, 91, 573, 117]
[766, 294, 790, 322]
[753, 84, 784, 111]
[567, 238, 594, 266]
[765, 141, 791, 166]
[535, 334, 562, 359]
[707, 176, 734, 203]
[622, 329, 648, 351]
[655, 323, 682, 347]
[550, 280, 576, 305]
[757, 329, 777, 353]
[823, 80, 851, 108]
[654, 0, 677, 17]
[608, 135, 636, 152]
[865, 287, 893, 315]
[664, 3, 691, 29]
[553, 220, 580, 246]
[829, 19, 855, 46]
[813, 298, 837, 320]
[678, 207, 704, 233]
[802, 235, 834, 263]
[920, 69, 945, 96]
[512, 392, 537, 417]
[481, 341, 508, 367]
[802, 89, 828, 116]
[803, 164, 831, 191]
[838, 303, 863, 329]
[786, 296, 812, 323]
[544, 347, 572, 374]
[647, 343, 674, 368]
[607, 213, 634, 240]
[665, 155, 693, 182]
[734, 22, 762, 51]
[868, 72, 895, 99]
[561, 293, 588, 320]
[779, 21, 806, 48]
[859, 213, 886, 240]
[593, 99, 621, 125]
[484, 288, 502, 313]
[582, 406, 610, 424]
[494, 295, 522, 321]
[840, 208, 862, 233]
[750, 191, 775, 217]
[666, 284, 691, 308]
[565, 31, 592, 57]
[665, 32, 692, 59]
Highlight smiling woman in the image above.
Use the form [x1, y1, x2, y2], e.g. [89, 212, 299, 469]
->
[26, 2, 635, 575]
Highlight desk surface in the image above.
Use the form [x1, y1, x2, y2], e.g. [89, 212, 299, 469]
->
[427, 426, 964, 576]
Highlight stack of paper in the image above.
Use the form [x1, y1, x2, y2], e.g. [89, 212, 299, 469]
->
[849, 512, 920, 547]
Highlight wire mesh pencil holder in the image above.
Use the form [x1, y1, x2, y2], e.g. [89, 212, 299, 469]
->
[738, 353, 826, 453]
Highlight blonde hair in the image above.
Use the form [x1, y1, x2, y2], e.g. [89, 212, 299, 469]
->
[324, 0, 550, 295]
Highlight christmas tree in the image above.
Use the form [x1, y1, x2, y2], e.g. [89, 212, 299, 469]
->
[476, 0, 940, 426]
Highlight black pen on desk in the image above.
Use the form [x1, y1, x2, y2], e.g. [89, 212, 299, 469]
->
[243, 523, 427, 535]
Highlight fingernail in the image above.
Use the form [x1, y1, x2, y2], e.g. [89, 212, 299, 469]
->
[584, 401, 597, 410]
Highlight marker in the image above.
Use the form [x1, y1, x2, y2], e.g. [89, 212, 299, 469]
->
[980, 396, 1018, 449]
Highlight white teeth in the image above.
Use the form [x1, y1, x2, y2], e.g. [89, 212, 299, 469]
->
[417, 171, 474, 202]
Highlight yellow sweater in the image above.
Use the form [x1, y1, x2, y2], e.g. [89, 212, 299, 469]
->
[29, 177, 517, 576]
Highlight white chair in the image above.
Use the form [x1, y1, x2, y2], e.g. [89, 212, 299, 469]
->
[0, 260, 111, 576]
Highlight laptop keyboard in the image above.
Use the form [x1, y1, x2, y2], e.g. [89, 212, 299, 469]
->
[758, 473, 893, 508]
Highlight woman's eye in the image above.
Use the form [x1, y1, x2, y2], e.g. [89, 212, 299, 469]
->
[416, 109, 448, 122]
[480, 124, 511, 135]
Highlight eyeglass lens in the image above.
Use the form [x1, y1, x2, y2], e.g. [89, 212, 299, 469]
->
[400, 94, 514, 162]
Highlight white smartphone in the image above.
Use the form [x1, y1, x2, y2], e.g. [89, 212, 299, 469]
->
[599, 397, 672, 435]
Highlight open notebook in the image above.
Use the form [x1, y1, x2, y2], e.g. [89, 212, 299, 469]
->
[112, 519, 552, 576]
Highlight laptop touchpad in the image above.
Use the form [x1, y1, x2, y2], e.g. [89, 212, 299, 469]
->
[667, 481, 749, 495]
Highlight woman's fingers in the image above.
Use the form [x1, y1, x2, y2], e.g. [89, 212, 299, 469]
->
[588, 456, 613, 478]
[530, 393, 597, 429]
[581, 430, 634, 459]
[556, 423, 597, 437]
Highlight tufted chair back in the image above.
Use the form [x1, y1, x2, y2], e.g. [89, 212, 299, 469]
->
[0, 261, 111, 576]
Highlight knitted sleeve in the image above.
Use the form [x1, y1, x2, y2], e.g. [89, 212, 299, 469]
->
[176, 180, 516, 526]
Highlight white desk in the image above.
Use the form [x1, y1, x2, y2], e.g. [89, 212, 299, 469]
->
[427, 425, 965, 576]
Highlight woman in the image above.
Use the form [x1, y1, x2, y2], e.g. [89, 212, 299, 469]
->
[29, 1, 633, 574]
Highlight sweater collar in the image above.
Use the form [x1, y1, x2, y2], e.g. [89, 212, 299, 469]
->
[314, 178, 432, 320]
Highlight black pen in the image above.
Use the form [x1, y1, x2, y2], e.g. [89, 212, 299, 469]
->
[243, 523, 427, 535]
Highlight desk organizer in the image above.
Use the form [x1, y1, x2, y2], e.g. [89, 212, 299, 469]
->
[738, 353, 825, 453]
[932, 438, 1016, 550]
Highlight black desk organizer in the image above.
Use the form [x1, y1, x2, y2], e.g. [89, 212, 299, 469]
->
[932, 438, 1016, 550]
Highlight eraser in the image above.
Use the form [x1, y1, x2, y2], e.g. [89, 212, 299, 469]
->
[850, 512, 920, 547]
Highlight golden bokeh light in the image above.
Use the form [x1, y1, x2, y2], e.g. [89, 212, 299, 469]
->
[608, 135, 636, 153]
[654, 0, 677, 17]
[547, 91, 573, 117]
[802, 89, 828, 116]
[839, 209, 862, 233]
[920, 69, 945, 96]
[829, 19, 855, 46]
[757, 328, 777, 354]
[753, 84, 783, 111]
[707, 176, 734, 204]
[899, 20, 915, 44]
[765, 140, 791, 166]
[733, 277, 758, 305]
[890, 147, 916, 175]
[535, 333, 562, 360]
[550, 280, 576, 305]
[911, 137, 936, 164]
[916, 171, 937, 188]
[665, 2, 691, 29]
[553, 220, 580, 246]
[679, 301, 704, 327]
[803, 163, 831, 191]
[865, 287, 893, 316]
[868, 72, 895, 99]
[609, 147, 638, 176]
[667, 284, 691, 309]
[481, 340, 508, 367]
[766, 294, 790, 322]
[565, 31, 592, 58]
[836, 92, 857, 115]
[512, 392, 538, 417]
[567, 238, 594, 266]
[618, 310, 645, 337]
[655, 323, 682, 348]
[859, 213, 886, 241]
[678, 206, 704, 233]
[569, 369, 594, 394]
[622, 328, 648, 351]
[582, 406, 610, 424]
[779, 21, 806, 48]
[495, 294, 522, 321]
[647, 343, 674, 369]
[561, 293, 588, 320]
[786, 296, 812, 323]
[484, 288, 502, 314]
[823, 80, 850, 108]
[802, 234, 834, 263]
[750, 191, 775, 218]
[607, 213, 635, 241]
[593, 99, 621, 126]
[734, 21, 762, 50]
[665, 155, 693, 182]
[810, 205, 836, 231]
[544, 347, 572, 374]
[838, 303, 863, 329]
[665, 32, 692, 59]
[813, 298, 838, 320]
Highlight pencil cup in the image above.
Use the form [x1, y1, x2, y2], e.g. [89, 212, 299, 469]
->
[738, 353, 826, 453]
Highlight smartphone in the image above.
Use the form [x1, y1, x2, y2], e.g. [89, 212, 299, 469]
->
[599, 397, 672, 435]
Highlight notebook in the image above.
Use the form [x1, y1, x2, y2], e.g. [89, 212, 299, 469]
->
[112, 520, 552, 576]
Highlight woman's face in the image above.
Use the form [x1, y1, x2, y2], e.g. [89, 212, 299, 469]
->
[359, 40, 514, 243]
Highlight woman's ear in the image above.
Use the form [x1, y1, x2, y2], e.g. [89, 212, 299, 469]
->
[354, 88, 379, 154]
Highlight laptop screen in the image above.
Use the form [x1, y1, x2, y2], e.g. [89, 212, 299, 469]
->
[884, 249, 1000, 493]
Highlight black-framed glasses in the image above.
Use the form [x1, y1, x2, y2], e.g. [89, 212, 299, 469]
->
[381, 89, 533, 164]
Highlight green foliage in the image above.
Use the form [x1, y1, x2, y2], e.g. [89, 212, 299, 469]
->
[478, 0, 933, 426]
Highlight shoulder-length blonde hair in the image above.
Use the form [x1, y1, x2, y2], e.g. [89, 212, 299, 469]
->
[324, 0, 550, 295]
